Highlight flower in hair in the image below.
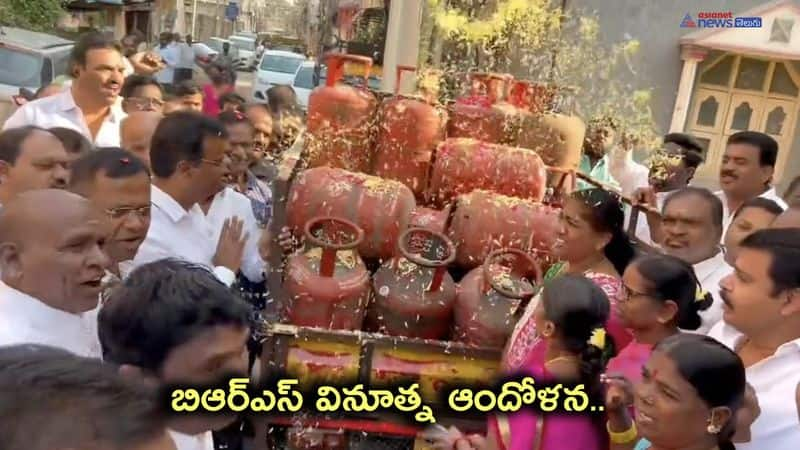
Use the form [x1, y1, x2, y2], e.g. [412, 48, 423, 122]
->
[695, 286, 708, 302]
[120, 157, 130, 164]
[588, 328, 606, 350]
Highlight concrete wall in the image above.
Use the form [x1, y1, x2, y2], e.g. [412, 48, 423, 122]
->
[567, 0, 800, 191]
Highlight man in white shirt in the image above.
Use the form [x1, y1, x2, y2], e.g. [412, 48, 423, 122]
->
[155, 33, 179, 91]
[99, 259, 252, 450]
[658, 187, 731, 333]
[0, 190, 109, 357]
[69, 148, 151, 290]
[132, 112, 246, 286]
[0, 126, 70, 207]
[710, 228, 800, 450]
[0, 344, 176, 450]
[715, 131, 787, 235]
[631, 133, 705, 246]
[3, 32, 126, 147]
[174, 34, 196, 84]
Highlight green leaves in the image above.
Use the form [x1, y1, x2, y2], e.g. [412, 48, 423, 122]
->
[0, 0, 65, 32]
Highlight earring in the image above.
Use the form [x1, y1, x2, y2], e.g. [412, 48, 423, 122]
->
[706, 422, 721, 435]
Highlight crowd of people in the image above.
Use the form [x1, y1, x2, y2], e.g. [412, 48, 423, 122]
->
[0, 30, 799, 450]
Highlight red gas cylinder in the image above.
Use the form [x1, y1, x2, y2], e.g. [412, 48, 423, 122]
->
[447, 73, 516, 144]
[408, 206, 449, 234]
[372, 68, 447, 198]
[287, 167, 416, 261]
[454, 249, 542, 348]
[305, 53, 378, 172]
[427, 138, 548, 207]
[448, 190, 561, 269]
[369, 227, 457, 339]
[284, 217, 370, 330]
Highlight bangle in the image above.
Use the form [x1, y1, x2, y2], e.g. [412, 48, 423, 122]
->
[607, 421, 638, 444]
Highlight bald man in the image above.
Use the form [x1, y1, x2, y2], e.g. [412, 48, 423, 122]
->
[120, 111, 161, 168]
[771, 206, 800, 229]
[0, 189, 109, 357]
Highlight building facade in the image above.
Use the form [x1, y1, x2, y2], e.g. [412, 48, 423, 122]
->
[570, 0, 800, 190]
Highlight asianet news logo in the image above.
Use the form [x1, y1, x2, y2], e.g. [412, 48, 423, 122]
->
[681, 12, 762, 28]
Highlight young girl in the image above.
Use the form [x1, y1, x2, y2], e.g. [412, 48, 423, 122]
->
[607, 254, 712, 383]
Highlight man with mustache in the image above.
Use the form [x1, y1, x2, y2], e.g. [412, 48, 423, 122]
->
[710, 228, 800, 450]
[244, 103, 276, 183]
[3, 32, 126, 147]
[0, 190, 110, 357]
[0, 126, 70, 208]
[121, 75, 164, 114]
[132, 112, 247, 286]
[716, 131, 786, 235]
[99, 259, 251, 450]
[658, 187, 730, 333]
[69, 148, 151, 291]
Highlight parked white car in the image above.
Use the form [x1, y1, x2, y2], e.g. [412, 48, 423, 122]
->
[252, 50, 306, 101]
[293, 61, 327, 111]
[228, 35, 258, 71]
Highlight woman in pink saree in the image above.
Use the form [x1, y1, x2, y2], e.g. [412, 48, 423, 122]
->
[486, 274, 611, 450]
[607, 254, 712, 383]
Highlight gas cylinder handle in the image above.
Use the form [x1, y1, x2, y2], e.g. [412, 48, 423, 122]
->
[303, 216, 365, 278]
[323, 52, 374, 88]
[395, 65, 416, 94]
[481, 248, 542, 300]
[397, 227, 456, 292]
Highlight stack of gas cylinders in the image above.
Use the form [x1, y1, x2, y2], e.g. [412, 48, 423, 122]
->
[282, 53, 587, 348]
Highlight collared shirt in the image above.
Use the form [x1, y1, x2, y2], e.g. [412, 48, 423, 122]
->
[716, 187, 788, 237]
[132, 185, 236, 286]
[606, 147, 650, 198]
[156, 44, 179, 84]
[708, 321, 800, 450]
[689, 251, 732, 334]
[234, 171, 273, 227]
[2, 89, 125, 147]
[206, 187, 266, 283]
[0, 281, 102, 358]
[168, 430, 214, 450]
[578, 154, 620, 191]
[177, 42, 195, 69]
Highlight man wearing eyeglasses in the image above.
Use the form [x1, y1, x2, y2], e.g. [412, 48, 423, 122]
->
[120, 75, 164, 113]
[68, 147, 151, 291]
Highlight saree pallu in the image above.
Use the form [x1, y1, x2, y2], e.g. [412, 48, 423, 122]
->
[489, 339, 606, 450]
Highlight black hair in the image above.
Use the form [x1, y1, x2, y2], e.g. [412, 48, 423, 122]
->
[68, 31, 122, 75]
[632, 254, 712, 330]
[663, 187, 724, 229]
[663, 133, 704, 169]
[732, 197, 784, 221]
[218, 109, 253, 128]
[0, 344, 167, 450]
[49, 126, 94, 156]
[266, 84, 300, 115]
[571, 188, 636, 275]
[655, 334, 746, 450]
[121, 74, 163, 99]
[68, 147, 150, 194]
[149, 111, 227, 178]
[727, 131, 778, 167]
[173, 79, 202, 97]
[0, 125, 52, 164]
[541, 274, 610, 407]
[218, 92, 246, 110]
[98, 258, 251, 372]
[739, 228, 800, 296]
[664, 132, 703, 154]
